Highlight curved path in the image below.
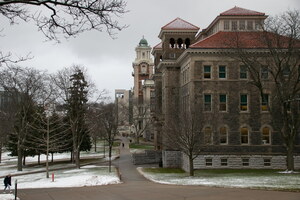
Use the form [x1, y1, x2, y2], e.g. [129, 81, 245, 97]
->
[18, 138, 300, 200]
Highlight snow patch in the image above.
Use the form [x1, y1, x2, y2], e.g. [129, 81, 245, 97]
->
[0, 194, 19, 200]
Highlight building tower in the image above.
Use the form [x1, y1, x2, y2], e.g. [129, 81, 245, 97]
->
[132, 37, 154, 104]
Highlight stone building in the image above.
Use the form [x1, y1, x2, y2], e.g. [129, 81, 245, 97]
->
[152, 7, 300, 170]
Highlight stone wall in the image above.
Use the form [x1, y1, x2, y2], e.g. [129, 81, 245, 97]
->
[181, 154, 300, 171]
[162, 150, 182, 168]
[132, 150, 162, 165]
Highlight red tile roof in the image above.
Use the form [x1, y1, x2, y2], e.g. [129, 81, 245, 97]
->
[162, 18, 199, 30]
[153, 42, 162, 49]
[190, 31, 300, 49]
[220, 6, 265, 16]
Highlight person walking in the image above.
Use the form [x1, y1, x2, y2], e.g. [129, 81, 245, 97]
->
[3, 174, 11, 192]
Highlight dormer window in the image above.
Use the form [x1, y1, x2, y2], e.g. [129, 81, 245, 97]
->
[255, 20, 262, 30]
[239, 20, 245, 30]
[232, 21, 238, 31]
[224, 20, 230, 30]
[247, 21, 253, 30]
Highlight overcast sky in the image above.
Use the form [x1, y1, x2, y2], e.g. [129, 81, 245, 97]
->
[0, 0, 299, 99]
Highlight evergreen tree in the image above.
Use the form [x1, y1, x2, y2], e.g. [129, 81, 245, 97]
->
[66, 68, 91, 168]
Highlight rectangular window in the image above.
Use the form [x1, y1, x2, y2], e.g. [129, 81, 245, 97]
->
[204, 94, 212, 111]
[204, 65, 211, 79]
[240, 94, 248, 111]
[255, 20, 261, 30]
[219, 94, 227, 111]
[224, 20, 230, 30]
[262, 127, 271, 144]
[240, 65, 247, 79]
[219, 66, 226, 79]
[247, 20, 253, 30]
[219, 127, 227, 144]
[264, 158, 271, 166]
[261, 66, 269, 79]
[261, 94, 269, 111]
[239, 20, 245, 30]
[169, 53, 176, 59]
[232, 21, 238, 30]
[221, 158, 228, 166]
[205, 158, 213, 166]
[242, 158, 249, 166]
[241, 127, 249, 144]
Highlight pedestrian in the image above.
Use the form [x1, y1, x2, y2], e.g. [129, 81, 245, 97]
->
[3, 174, 11, 192]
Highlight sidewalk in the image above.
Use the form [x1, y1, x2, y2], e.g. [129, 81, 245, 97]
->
[113, 137, 155, 184]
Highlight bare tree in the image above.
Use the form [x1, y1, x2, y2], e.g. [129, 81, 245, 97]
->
[163, 110, 203, 176]
[229, 10, 300, 171]
[0, 65, 50, 171]
[99, 103, 118, 172]
[27, 109, 71, 178]
[0, 0, 127, 41]
[0, 92, 15, 163]
[131, 102, 152, 144]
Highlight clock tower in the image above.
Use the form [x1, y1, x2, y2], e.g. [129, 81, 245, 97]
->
[132, 37, 154, 104]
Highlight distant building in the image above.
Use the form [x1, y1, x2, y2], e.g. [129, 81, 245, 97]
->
[115, 89, 132, 136]
[152, 7, 300, 170]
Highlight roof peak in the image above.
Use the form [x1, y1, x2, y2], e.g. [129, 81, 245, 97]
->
[220, 6, 265, 16]
[161, 17, 199, 30]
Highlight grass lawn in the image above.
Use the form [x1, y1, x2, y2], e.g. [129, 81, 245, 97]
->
[140, 168, 300, 192]
[129, 143, 154, 150]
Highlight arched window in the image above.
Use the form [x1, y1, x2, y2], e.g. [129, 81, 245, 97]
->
[219, 126, 227, 144]
[169, 38, 175, 48]
[204, 127, 212, 144]
[262, 127, 271, 144]
[185, 38, 191, 49]
[177, 38, 183, 49]
[240, 126, 249, 144]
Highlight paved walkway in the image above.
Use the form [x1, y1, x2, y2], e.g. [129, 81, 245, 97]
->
[17, 138, 300, 200]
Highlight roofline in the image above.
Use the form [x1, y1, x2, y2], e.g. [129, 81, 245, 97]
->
[202, 14, 267, 36]
[161, 17, 200, 30]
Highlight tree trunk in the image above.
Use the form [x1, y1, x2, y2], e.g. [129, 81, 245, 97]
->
[103, 139, 105, 158]
[23, 154, 26, 166]
[136, 135, 140, 144]
[94, 140, 97, 152]
[51, 153, 54, 163]
[108, 146, 112, 172]
[75, 149, 80, 169]
[70, 151, 73, 162]
[0, 141, 2, 163]
[286, 142, 295, 171]
[189, 156, 194, 176]
[38, 154, 40, 165]
[17, 142, 22, 171]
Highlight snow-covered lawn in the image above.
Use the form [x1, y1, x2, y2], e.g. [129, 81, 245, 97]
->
[0, 165, 120, 200]
[138, 167, 300, 191]
[0, 194, 19, 200]
[0, 150, 117, 177]
[14, 165, 120, 189]
[0, 149, 120, 199]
